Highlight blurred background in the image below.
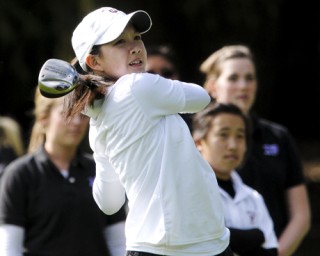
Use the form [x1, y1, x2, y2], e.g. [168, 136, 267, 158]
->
[1, 0, 319, 155]
[1, 0, 320, 253]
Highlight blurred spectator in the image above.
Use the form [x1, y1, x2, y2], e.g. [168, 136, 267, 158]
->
[200, 45, 310, 256]
[146, 45, 180, 79]
[193, 102, 278, 255]
[0, 88, 126, 256]
[0, 116, 24, 176]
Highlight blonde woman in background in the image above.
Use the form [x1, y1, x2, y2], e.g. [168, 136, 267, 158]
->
[0, 88, 126, 256]
[199, 45, 310, 256]
[0, 116, 24, 175]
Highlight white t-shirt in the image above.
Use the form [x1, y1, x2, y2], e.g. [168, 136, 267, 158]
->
[85, 73, 229, 256]
[220, 171, 278, 249]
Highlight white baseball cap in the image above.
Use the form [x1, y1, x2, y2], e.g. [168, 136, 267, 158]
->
[72, 7, 152, 71]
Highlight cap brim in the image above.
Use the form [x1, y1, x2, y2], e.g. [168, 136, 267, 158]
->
[95, 10, 152, 45]
[129, 10, 152, 34]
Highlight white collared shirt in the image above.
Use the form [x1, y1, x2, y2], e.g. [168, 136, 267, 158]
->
[219, 171, 278, 249]
[86, 73, 229, 256]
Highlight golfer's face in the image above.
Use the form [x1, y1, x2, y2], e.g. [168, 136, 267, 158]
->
[95, 24, 147, 79]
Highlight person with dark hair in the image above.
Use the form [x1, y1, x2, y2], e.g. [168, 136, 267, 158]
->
[146, 45, 179, 79]
[200, 45, 310, 256]
[39, 6, 234, 256]
[193, 102, 278, 255]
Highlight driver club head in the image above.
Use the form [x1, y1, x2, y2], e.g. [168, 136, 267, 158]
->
[38, 58, 80, 98]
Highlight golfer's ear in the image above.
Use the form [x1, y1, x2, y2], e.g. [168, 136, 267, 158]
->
[86, 55, 104, 71]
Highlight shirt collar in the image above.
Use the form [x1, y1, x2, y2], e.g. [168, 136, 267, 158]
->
[84, 98, 104, 120]
[34, 145, 84, 168]
[83, 84, 116, 120]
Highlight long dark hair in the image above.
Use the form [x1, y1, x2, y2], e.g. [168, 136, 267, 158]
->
[63, 54, 114, 119]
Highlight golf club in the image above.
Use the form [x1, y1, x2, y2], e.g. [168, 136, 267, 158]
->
[38, 59, 80, 98]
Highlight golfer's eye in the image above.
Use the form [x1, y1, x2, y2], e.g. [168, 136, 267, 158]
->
[134, 35, 142, 41]
[115, 39, 125, 45]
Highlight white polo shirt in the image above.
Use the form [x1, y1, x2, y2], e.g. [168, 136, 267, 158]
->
[86, 73, 229, 256]
[220, 171, 278, 249]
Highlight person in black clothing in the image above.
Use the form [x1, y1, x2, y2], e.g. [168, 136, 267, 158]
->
[0, 88, 126, 256]
[199, 45, 310, 256]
